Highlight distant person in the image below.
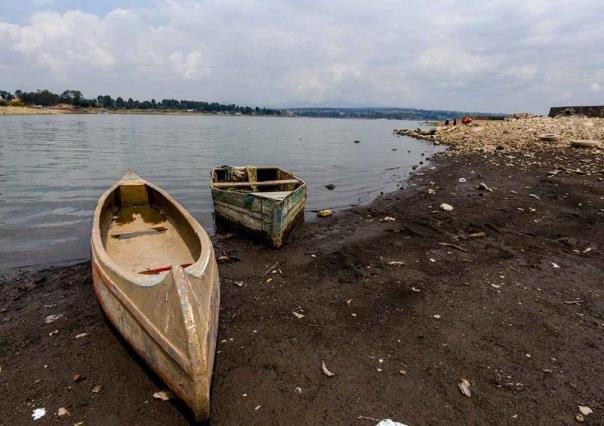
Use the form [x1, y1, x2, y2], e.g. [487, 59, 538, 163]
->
[453, 118, 457, 126]
[445, 119, 450, 126]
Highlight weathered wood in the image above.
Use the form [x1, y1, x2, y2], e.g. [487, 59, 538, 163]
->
[212, 179, 300, 188]
[210, 167, 306, 247]
[91, 170, 219, 421]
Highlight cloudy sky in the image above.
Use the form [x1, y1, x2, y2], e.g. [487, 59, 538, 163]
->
[1, 0, 602, 113]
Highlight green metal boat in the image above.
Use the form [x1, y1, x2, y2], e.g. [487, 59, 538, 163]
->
[210, 165, 306, 247]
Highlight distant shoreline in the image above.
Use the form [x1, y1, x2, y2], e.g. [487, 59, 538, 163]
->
[0, 105, 271, 117]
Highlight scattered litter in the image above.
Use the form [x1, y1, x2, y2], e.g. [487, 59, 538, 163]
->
[75, 333, 89, 339]
[529, 193, 540, 200]
[440, 203, 454, 212]
[458, 177, 467, 183]
[73, 374, 84, 382]
[57, 407, 70, 417]
[411, 287, 420, 292]
[381, 216, 396, 222]
[266, 278, 273, 283]
[255, 405, 261, 411]
[550, 262, 560, 269]
[458, 378, 472, 397]
[539, 133, 560, 142]
[49, 330, 58, 336]
[292, 311, 305, 319]
[387, 260, 405, 267]
[477, 182, 493, 192]
[294, 386, 302, 394]
[346, 299, 353, 305]
[491, 284, 502, 289]
[217, 254, 240, 264]
[468, 231, 486, 238]
[564, 300, 584, 305]
[233, 281, 244, 287]
[437, 242, 468, 252]
[92, 385, 103, 393]
[399, 368, 407, 375]
[433, 314, 441, 319]
[571, 139, 601, 149]
[321, 361, 336, 377]
[32, 408, 46, 421]
[153, 390, 174, 401]
[427, 188, 436, 195]
[429, 258, 436, 263]
[374, 419, 408, 426]
[578, 406, 592, 416]
[317, 209, 334, 217]
[45, 314, 63, 324]
[576, 414, 585, 423]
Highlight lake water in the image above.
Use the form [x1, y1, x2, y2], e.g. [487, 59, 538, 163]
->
[0, 114, 442, 270]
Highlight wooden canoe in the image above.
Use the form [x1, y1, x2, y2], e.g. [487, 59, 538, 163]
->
[210, 165, 306, 247]
[90, 170, 219, 421]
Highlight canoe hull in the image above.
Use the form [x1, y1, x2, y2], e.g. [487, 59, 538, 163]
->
[211, 184, 306, 247]
[90, 171, 220, 421]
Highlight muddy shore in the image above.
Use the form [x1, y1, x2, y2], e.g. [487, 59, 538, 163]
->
[1, 142, 603, 424]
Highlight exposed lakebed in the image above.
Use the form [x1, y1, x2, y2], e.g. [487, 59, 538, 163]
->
[0, 114, 442, 269]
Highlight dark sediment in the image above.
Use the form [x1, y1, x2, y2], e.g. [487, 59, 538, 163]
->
[1, 149, 603, 425]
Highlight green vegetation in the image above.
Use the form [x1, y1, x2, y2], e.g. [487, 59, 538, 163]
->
[0, 89, 281, 115]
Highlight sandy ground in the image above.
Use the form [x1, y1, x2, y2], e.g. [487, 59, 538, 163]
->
[0, 106, 67, 115]
[1, 140, 602, 425]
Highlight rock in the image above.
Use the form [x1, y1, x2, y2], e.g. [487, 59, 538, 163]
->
[578, 406, 592, 416]
[324, 184, 336, 190]
[576, 413, 585, 422]
[153, 390, 174, 401]
[440, 203, 454, 212]
[571, 139, 601, 148]
[539, 134, 560, 142]
[354, 140, 360, 143]
[458, 378, 472, 397]
[57, 407, 70, 417]
[317, 209, 333, 217]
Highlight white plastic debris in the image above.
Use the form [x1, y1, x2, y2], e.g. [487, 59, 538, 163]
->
[375, 420, 407, 426]
[440, 203, 454, 211]
[458, 178, 467, 183]
[75, 333, 89, 339]
[321, 361, 336, 377]
[578, 405, 593, 416]
[45, 314, 63, 324]
[292, 312, 305, 319]
[32, 408, 46, 420]
[550, 262, 560, 269]
[387, 261, 404, 267]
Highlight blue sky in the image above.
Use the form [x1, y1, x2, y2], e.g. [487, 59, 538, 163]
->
[1, 0, 603, 113]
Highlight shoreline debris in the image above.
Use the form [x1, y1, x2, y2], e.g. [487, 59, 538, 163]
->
[321, 361, 336, 377]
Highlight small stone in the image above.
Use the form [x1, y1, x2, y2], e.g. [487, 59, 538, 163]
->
[440, 203, 454, 211]
[578, 406, 592, 416]
[153, 390, 174, 401]
[325, 184, 336, 190]
[57, 407, 70, 417]
[458, 378, 472, 397]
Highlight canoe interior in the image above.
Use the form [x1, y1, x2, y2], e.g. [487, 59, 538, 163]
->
[100, 180, 201, 275]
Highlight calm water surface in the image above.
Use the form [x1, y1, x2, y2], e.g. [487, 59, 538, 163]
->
[0, 115, 442, 270]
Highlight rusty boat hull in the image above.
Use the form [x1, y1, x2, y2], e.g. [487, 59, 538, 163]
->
[91, 171, 219, 421]
[210, 166, 306, 247]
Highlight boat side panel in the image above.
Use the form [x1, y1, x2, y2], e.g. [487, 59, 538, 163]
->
[269, 185, 307, 247]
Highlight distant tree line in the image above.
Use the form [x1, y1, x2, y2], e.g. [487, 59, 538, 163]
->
[0, 89, 281, 115]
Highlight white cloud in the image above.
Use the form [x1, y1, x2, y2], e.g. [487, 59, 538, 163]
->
[0, 0, 603, 113]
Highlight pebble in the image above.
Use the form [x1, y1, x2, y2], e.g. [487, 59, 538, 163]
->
[440, 203, 454, 211]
